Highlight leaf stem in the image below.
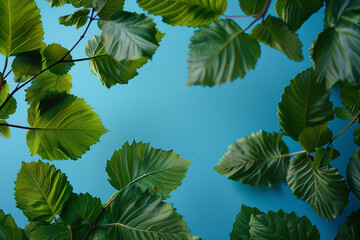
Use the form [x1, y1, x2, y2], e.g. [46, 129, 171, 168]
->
[62, 54, 107, 63]
[0, 122, 36, 130]
[0, 56, 9, 90]
[222, 14, 260, 18]
[279, 150, 306, 158]
[242, 0, 271, 32]
[330, 110, 360, 144]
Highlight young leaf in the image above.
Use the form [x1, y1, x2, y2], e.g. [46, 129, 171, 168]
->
[0, 120, 10, 138]
[101, 185, 191, 239]
[250, 15, 303, 61]
[43, 43, 75, 75]
[0, 210, 25, 240]
[29, 225, 71, 240]
[11, 51, 42, 77]
[26, 92, 108, 160]
[0, 0, 44, 56]
[335, 209, 360, 240]
[347, 149, 360, 200]
[249, 210, 320, 239]
[59, 8, 90, 29]
[313, 147, 340, 170]
[298, 123, 333, 153]
[137, 0, 227, 27]
[230, 205, 263, 240]
[14, 161, 73, 222]
[101, 11, 159, 62]
[215, 130, 289, 186]
[278, 67, 334, 141]
[106, 140, 191, 198]
[275, 0, 324, 32]
[287, 154, 349, 221]
[93, 0, 125, 19]
[187, 19, 260, 86]
[239, 0, 267, 16]
[354, 128, 360, 146]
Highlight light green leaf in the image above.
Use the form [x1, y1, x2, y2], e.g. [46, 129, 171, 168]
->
[12, 51, 42, 77]
[0, 120, 10, 138]
[239, 0, 267, 16]
[0, 81, 9, 105]
[249, 210, 320, 239]
[275, 0, 324, 32]
[312, 0, 360, 89]
[0, 0, 44, 56]
[278, 67, 334, 141]
[187, 19, 260, 86]
[0, 210, 25, 240]
[287, 154, 349, 220]
[46, 0, 69, 7]
[85, 35, 149, 88]
[106, 140, 191, 198]
[298, 123, 333, 153]
[0, 96, 17, 120]
[335, 209, 360, 240]
[101, 11, 159, 62]
[192, 237, 204, 240]
[137, 0, 227, 27]
[43, 43, 75, 75]
[339, 82, 360, 107]
[26, 92, 108, 160]
[354, 128, 360, 146]
[313, 147, 340, 170]
[250, 15, 303, 61]
[230, 205, 263, 240]
[215, 130, 289, 186]
[59, 8, 90, 29]
[347, 149, 360, 200]
[93, 0, 125, 19]
[14, 161, 73, 222]
[101, 185, 191, 239]
[29, 225, 71, 240]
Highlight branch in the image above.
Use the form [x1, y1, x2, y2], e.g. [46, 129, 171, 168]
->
[0, 56, 9, 90]
[62, 54, 107, 63]
[330, 110, 360, 144]
[222, 14, 260, 18]
[0, 122, 36, 130]
[242, 0, 271, 32]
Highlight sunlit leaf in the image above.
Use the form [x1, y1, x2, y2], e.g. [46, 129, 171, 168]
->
[335, 209, 360, 240]
[0, 96, 17, 120]
[11, 51, 42, 77]
[43, 43, 75, 75]
[93, 0, 125, 19]
[0, 120, 10, 138]
[0, 210, 25, 240]
[347, 149, 360, 200]
[230, 205, 263, 240]
[59, 8, 90, 29]
[29, 225, 71, 240]
[298, 123, 333, 153]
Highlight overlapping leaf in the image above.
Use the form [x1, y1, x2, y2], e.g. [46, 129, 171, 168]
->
[59, 8, 90, 29]
[26, 92, 108, 160]
[277, 67, 334, 141]
[215, 130, 289, 186]
[287, 154, 349, 220]
[335, 106, 359, 120]
[29, 225, 71, 240]
[43, 43, 75, 75]
[14, 161, 73, 222]
[137, 0, 227, 27]
[0, 120, 10, 138]
[24, 221, 44, 238]
[339, 82, 360, 107]
[188, 19, 260, 86]
[93, 0, 125, 19]
[230, 205, 263, 240]
[239, 0, 267, 16]
[298, 123, 333, 153]
[313, 147, 340, 170]
[335, 209, 360, 240]
[0, 82, 17, 120]
[11, 51, 42, 77]
[347, 149, 360, 200]
[106, 141, 191, 198]
[354, 128, 360, 146]
[0, 210, 25, 240]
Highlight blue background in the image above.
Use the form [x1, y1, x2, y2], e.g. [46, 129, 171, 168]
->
[0, 0, 359, 239]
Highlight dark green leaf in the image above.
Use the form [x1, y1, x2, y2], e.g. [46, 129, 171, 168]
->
[14, 161, 73, 222]
[278, 67, 334, 141]
[43, 43, 75, 75]
[313, 147, 340, 170]
[298, 123, 333, 153]
[59, 8, 90, 29]
[287, 154, 349, 220]
[335, 209, 360, 240]
[187, 19, 260, 86]
[24, 221, 45, 238]
[335, 107, 355, 120]
[69, 0, 93, 8]
[230, 205, 263, 240]
[347, 149, 360, 200]
[12, 51, 42, 77]
[0, 120, 10, 138]
[26, 92, 108, 160]
[0, 210, 24, 240]
[137, 0, 227, 27]
[29, 225, 71, 240]
[339, 82, 360, 106]
[354, 128, 360, 146]
[46, 0, 69, 7]
[93, 0, 125, 19]
[239, 0, 267, 16]
[215, 130, 289, 186]
[250, 15, 303, 61]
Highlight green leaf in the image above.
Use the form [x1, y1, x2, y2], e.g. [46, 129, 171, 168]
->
[187, 19, 260, 87]
[298, 123, 333, 153]
[60, 193, 102, 228]
[277, 67, 334, 141]
[26, 92, 108, 160]
[85, 35, 149, 88]
[335, 209, 360, 240]
[239, 0, 267, 16]
[335, 107, 356, 120]
[347, 149, 360, 200]
[93, 0, 125, 19]
[287, 154, 349, 220]
[25, 71, 72, 104]
[106, 140, 191, 198]
[101, 11, 159, 62]
[137, 0, 227, 27]
[0, 210, 24, 240]
[46, 0, 69, 7]
[354, 128, 360, 146]
[275, 0, 324, 32]
[0, 120, 10, 138]
[0, 81, 9, 105]
[69, 0, 93, 8]
[14, 161, 73, 222]
[250, 15, 303, 61]
[29, 225, 71, 240]
[0, 0, 44, 56]
[43, 43, 75, 75]
[312, 0, 360, 89]
[0, 96, 17, 120]
[59, 8, 90, 29]
[339, 82, 360, 107]
[192, 237, 204, 240]
[249, 210, 320, 239]
[102, 185, 191, 239]
[12, 51, 42, 77]
[24, 221, 45, 238]
[313, 147, 340, 170]
[230, 205, 263, 240]
[215, 130, 289, 186]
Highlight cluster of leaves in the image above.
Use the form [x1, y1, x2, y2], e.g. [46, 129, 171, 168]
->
[0, 141, 196, 239]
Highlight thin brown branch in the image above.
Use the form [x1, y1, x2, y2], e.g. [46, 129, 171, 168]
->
[279, 150, 306, 158]
[242, 0, 271, 32]
[0, 122, 36, 130]
[222, 14, 260, 18]
[330, 110, 360, 144]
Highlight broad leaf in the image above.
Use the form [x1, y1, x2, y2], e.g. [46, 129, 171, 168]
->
[335, 209, 360, 240]
[106, 140, 191, 198]
[26, 92, 108, 160]
[287, 154, 349, 220]
[137, 0, 227, 27]
[215, 130, 289, 186]
[0, 210, 24, 240]
[29, 225, 71, 240]
[101, 186, 191, 239]
[347, 149, 360, 200]
[277, 67, 334, 141]
[14, 161, 73, 222]
[339, 82, 360, 107]
[46, 0, 69, 7]
[275, 0, 324, 32]
[69, 0, 93, 8]
[43, 43, 75, 75]
[101, 11, 159, 62]
[59, 8, 90, 29]
[12, 51, 42, 77]
[312, 0, 360, 89]
[249, 210, 320, 239]
[354, 128, 360, 146]
[24, 221, 45, 238]
[187, 19, 260, 86]
[335, 106, 359, 120]
[230, 205, 263, 240]
[0, 120, 10, 138]
[93, 0, 125, 19]
[0, 82, 17, 120]
[250, 15, 303, 61]
[313, 147, 340, 170]
[239, 0, 267, 16]
[298, 123, 333, 153]
[0, 0, 44, 56]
